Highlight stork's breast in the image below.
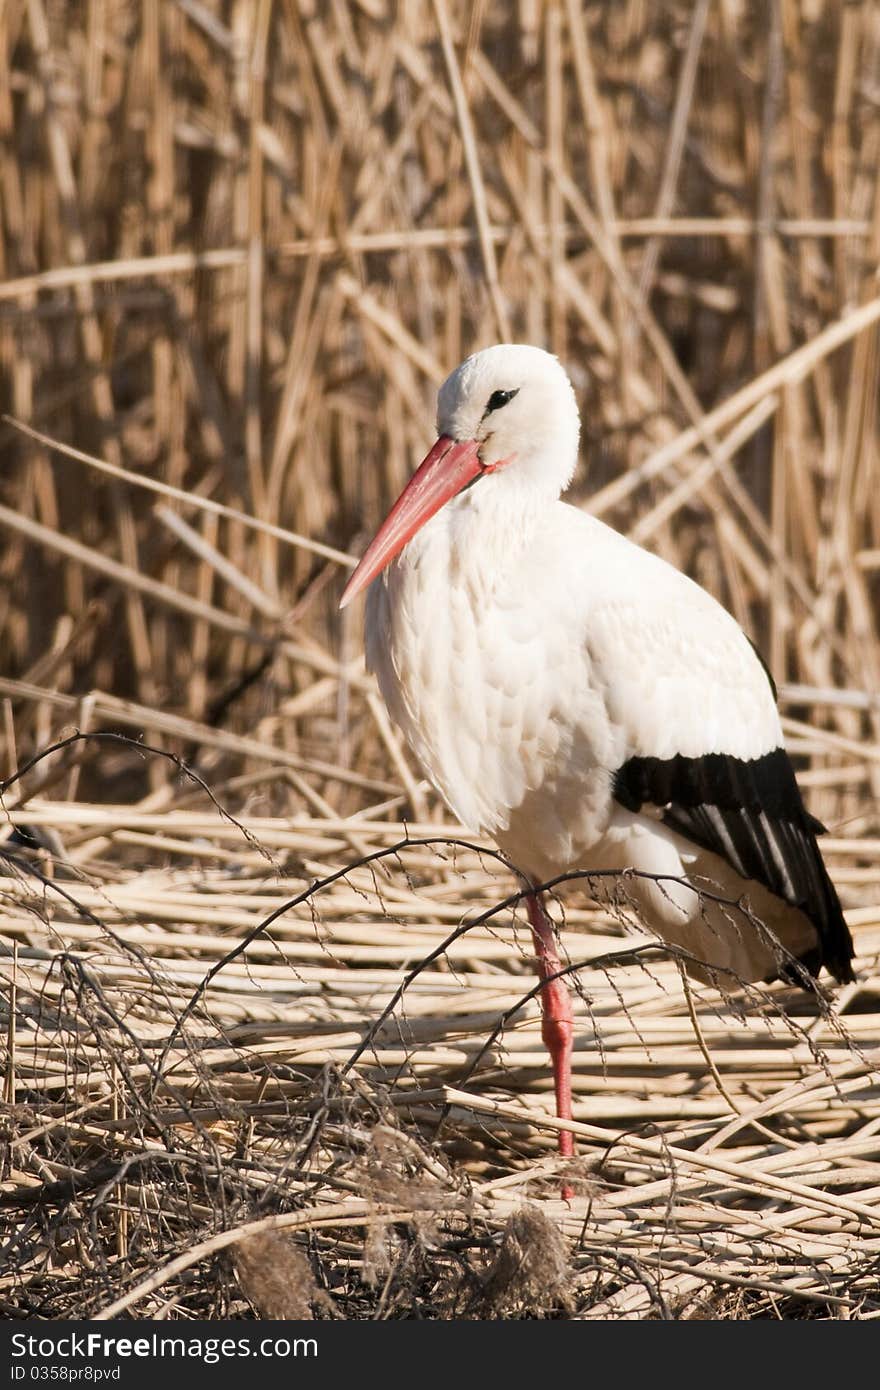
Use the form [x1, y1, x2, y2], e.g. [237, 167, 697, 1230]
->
[366, 548, 618, 859]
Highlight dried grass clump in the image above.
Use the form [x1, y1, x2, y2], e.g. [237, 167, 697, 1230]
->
[1, 0, 880, 1321]
[234, 1233, 334, 1320]
[475, 1208, 573, 1318]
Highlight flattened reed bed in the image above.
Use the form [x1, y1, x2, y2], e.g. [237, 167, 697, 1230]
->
[1, 797, 879, 1320]
[2, 0, 880, 1320]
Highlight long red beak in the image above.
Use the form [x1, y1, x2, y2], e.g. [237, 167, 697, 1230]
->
[339, 435, 482, 610]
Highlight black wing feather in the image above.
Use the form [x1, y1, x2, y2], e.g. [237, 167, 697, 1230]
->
[613, 749, 854, 983]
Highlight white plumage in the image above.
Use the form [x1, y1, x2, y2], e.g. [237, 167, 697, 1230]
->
[341, 344, 854, 1179]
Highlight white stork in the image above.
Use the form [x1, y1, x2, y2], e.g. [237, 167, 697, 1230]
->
[340, 344, 855, 1179]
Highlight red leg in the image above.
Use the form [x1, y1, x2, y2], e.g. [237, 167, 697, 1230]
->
[525, 891, 575, 1194]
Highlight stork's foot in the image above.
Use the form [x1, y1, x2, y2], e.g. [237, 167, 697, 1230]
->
[526, 890, 575, 1199]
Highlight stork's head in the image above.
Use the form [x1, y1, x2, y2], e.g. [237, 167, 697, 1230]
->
[339, 344, 581, 609]
[436, 343, 580, 483]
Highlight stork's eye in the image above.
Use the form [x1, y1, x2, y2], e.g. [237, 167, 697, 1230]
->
[486, 388, 519, 413]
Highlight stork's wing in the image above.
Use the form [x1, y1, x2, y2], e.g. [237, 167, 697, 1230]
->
[612, 749, 854, 983]
[575, 515, 854, 983]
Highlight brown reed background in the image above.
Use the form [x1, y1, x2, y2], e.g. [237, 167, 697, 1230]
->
[1, 0, 880, 1320]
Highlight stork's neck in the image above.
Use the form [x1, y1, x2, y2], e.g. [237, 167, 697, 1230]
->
[420, 466, 557, 601]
